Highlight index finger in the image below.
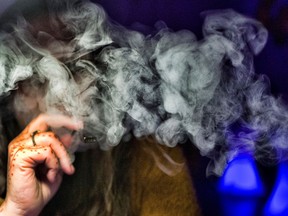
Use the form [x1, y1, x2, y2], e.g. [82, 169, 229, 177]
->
[25, 114, 83, 134]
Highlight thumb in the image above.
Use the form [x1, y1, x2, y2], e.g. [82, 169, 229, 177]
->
[42, 170, 63, 202]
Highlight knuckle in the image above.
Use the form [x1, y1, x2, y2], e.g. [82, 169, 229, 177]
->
[8, 143, 14, 151]
[8, 142, 18, 152]
[39, 147, 51, 157]
[35, 113, 48, 125]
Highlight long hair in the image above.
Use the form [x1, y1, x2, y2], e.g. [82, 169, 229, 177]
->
[40, 140, 134, 216]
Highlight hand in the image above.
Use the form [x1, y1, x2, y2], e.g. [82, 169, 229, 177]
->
[0, 114, 83, 216]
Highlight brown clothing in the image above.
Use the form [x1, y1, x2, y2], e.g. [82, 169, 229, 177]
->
[131, 140, 201, 216]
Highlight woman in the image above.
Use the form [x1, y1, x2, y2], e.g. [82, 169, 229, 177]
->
[0, 1, 201, 212]
[0, 0, 275, 215]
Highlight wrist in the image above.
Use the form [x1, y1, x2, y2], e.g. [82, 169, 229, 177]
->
[0, 200, 23, 216]
[0, 199, 38, 216]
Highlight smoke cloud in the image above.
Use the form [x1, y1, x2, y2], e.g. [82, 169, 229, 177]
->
[1, 0, 286, 175]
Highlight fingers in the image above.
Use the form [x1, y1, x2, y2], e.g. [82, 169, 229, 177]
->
[9, 113, 80, 177]
[9, 131, 74, 176]
[8, 145, 60, 182]
[25, 113, 83, 134]
[29, 131, 74, 175]
[6, 143, 64, 214]
[4, 114, 81, 215]
[42, 170, 63, 201]
[59, 133, 75, 148]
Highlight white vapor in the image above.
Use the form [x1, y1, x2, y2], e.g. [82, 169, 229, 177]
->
[2, 0, 287, 177]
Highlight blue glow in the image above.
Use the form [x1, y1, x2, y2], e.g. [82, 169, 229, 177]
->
[218, 154, 264, 196]
[264, 162, 288, 216]
[220, 196, 258, 216]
